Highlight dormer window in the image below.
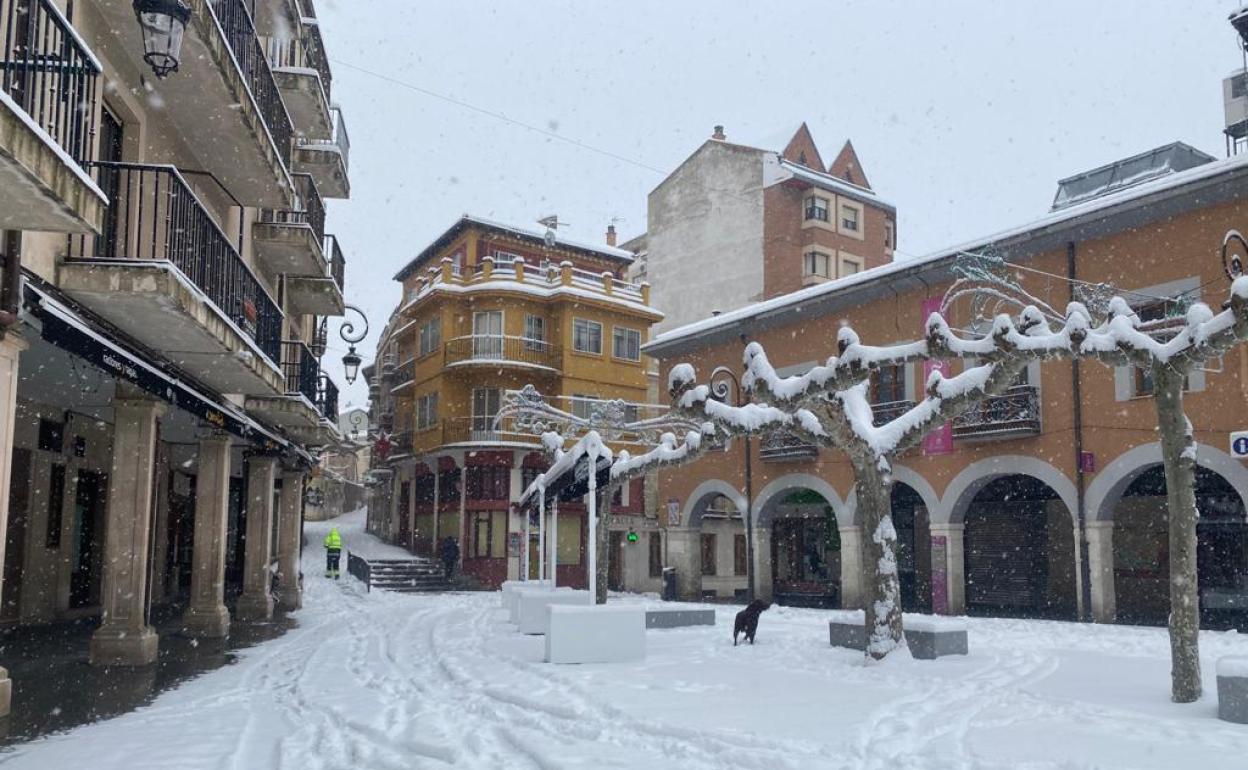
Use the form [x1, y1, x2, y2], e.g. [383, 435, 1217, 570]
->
[805, 195, 829, 222]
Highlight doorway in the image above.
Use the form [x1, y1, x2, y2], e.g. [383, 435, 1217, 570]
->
[69, 469, 108, 609]
[1, 448, 32, 621]
[609, 530, 624, 591]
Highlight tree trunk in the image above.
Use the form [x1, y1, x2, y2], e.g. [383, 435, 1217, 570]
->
[596, 486, 612, 604]
[853, 455, 904, 660]
[1154, 364, 1202, 703]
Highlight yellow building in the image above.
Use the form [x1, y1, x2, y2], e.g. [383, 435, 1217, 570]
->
[379, 215, 661, 587]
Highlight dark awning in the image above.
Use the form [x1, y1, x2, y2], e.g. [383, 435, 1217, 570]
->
[23, 280, 305, 459]
[520, 452, 612, 510]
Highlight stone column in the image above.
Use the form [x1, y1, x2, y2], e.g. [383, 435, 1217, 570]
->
[0, 334, 25, 712]
[276, 470, 305, 610]
[838, 525, 864, 609]
[929, 523, 966, 615]
[665, 527, 702, 600]
[752, 527, 773, 602]
[236, 455, 278, 622]
[1086, 521, 1117, 623]
[181, 432, 232, 638]
[90, 387, 165, 666]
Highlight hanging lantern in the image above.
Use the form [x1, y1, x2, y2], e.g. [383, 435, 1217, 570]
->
[133, 0, 192, 79]
[342, 346, 362, 385]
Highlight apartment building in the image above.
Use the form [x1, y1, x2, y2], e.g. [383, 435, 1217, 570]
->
[643, 140, 1248, 628]
[0, 0, 353, 714]
[643, 123, 897, 333]
[369, 215, 662, 589]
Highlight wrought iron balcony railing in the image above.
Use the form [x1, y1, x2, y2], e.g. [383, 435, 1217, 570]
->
[265, 13, 331, 103]
[872, 399, 917, 427]
[260, 172, 325, 241]
[68, 162, 283, 364]
[390, 357, 415, 391]
[316, 372, 339, 421]
[281, 339, 318, 403]
[390, 429, 412, 457]
[443, 335, 561, 370]
[325, 233, 345, 290]
[0, 0, 100, 162]
[209, 0, 294, 165]
[441, 416, 542, 447]
[952, 384, 1041, 440]
[759, 430, 819, 462]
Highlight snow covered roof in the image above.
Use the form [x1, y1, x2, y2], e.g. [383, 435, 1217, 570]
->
[394, 214, 633, 281]
[646, 148, 1248, 356]
[772, 158, 895, 211]
[1050, 142, 1213, 212]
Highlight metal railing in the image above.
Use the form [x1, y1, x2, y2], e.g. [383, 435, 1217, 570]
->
[952, 385, 1041, 440]
[0, 0, 100, 162]
[759, 430, 818, 462]
[391, 357, 415, 389]
[298, 105, 349, 168]
[444, 335, 561, 370]
[263, 13, 331, 104]
[442, 416, 542, 447]
[872, 399, 916, 427]
[346, 551, 371, 591]
[301, 18, 330, 100]
[325, 233, 344, 290]
[316, 372, 339, 420]
[260, 173, 324, 241]
[281, 339, 317, 402]
[390, 429, 412, 456]
[209, 0, 293, 166]
[68, 162, 283, 364]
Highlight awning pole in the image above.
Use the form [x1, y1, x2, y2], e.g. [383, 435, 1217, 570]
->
[550, 498, 558, 588]
[538, 486, 546, 582]
[522, 499, 530, 582]
[587, 463, 597, 605]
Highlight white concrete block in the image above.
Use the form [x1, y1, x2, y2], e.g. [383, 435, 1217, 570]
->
[517, 589, 591, 634]
[504, 581, 553, 623]
[545, 605, 646, 664]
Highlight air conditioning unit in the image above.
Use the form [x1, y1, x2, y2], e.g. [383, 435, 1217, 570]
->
[1225, 70, 1248, 138]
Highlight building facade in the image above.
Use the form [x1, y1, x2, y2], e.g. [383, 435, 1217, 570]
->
[0, 0, 354, 715]
[369, 216, 661, 588]
[644, 143, 1248, 628]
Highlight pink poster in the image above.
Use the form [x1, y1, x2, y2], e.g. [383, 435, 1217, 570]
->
[931, 535, 949, 615]
[921, 297, 954, 455]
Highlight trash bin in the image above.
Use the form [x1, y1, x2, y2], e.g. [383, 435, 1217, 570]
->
[661, 567, 677, 602]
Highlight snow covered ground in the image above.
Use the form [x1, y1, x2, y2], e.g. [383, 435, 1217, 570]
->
[4, 509, 1248, 769]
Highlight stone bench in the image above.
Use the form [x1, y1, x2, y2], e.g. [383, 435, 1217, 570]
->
[645, 608, 716, 630]
[546, 605, 646, 664]
[506, 582, 557, 624]
[1218, 657, 1248, 724]
[828, 611, 968, 660]
[517, 589, 591, 634]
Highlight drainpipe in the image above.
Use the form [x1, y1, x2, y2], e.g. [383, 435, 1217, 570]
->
[1068, 241, 1093, 622]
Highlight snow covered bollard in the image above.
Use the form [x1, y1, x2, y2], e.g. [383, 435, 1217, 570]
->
[1217, 657, 1248, 724]
[517, 589, 591, 634]
[545, 605, 646, 664]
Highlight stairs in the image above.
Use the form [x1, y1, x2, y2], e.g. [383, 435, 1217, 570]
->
[361, 557, 452, 593]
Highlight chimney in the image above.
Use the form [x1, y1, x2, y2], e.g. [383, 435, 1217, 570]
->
[606, 224, 617, 247]
[712, 125, 726, 141]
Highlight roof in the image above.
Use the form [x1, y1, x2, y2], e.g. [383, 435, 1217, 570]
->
[394, 214, 634, 281]
[1051, 142, 1214, 211]
[645, 147, 1248, 357]
[773, 158, 895, 211]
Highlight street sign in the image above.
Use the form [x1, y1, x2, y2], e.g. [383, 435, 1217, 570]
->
[1232, 431, 1248, 459]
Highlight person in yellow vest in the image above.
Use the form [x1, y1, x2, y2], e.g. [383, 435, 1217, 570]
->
[324, 527, 343, 579]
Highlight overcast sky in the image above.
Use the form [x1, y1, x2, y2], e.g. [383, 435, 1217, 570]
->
[316, 0, 1245, 408]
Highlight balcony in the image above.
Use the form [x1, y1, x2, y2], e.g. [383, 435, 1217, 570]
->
[444, 335, 562, 372]
[287, 233, 345, 316]
[254, 173, 327, 277]
[390, 358, 415, 394]
[244, 340, 330, 441]
[293, 106, 349, 198]
[61, 162, 285, 396]
[952, 385, 1042, 441]
[89, 0, 293, 207]
[759, 430, 818, 462]
[0, 0, 107, 233]
[269, 15, 332, 139]
[872, 399, 917, 427]
[390, 429, 413, 458]
[316, 373, 339, 422]
[441, 417, 543, 448]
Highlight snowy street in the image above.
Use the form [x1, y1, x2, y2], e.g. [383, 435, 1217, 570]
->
[0, 509, 1242, 769]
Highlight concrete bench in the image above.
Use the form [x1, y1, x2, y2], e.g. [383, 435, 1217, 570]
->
[827, 611, 969, 660]
[645, 608, 716, 630]
[517, 589, 591, 635]
[502, 581, 551, 620]
[1218, 657, 1248, 724]
[546, 605, 646, 664]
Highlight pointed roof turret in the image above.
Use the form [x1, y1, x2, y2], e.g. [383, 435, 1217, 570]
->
[827, 140, 871, 190]
[781, 122, 825, 170]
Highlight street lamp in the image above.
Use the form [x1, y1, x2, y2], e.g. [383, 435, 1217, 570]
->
[709, 365, 756, 602]
[133, 0, 191, 79]
[339, 304, 369, 385]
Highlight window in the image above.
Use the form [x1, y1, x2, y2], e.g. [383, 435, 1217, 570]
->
[521, 466, 543, 490]
[841, 204, 860, 232]
[874, 364, 907, 404]
[1234, 73, 1248, 100]
[523, 314, 547, 351]
[734, 534, 748, 576]
[38, 419, 64, 453]
[472, 511, 505, 558]
[416, 392, 439, 430]
[839, 255, 862, 277]
[46, 463, 65, 548]
[613, 327, 641, 361]
[885, 220, 895, 249]
[472, 388, 501, 435]
[438, 468, 461, 502]
[418, 318, 441, 357]
[467, 466, 509, 501]
[803, 251, 831, 278]
[649, 532, 663, 577]
[701, 533, 717, 576]
[472, 311, 503, 359]
[414, 473, 435, 505]
[573, 318, 603, 354]
[492, 249, 524, 265]
[571, 393, 597, 420]
[804, 195, 829, 222]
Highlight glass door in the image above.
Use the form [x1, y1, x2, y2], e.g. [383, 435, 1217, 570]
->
[472, 387, 501, 440]
[472, 311, 503, 359]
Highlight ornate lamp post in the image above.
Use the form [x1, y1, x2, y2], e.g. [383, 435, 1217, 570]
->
[339, 304, 368, 385]
[709, 366, 756, 602]
[133, 0, 191, 79]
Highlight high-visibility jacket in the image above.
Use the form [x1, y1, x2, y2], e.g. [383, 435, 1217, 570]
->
[324, 529, 342, 551]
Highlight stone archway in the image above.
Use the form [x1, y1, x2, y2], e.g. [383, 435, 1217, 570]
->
[752, 474, 850, 608]
[669, 479, 750, 601]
